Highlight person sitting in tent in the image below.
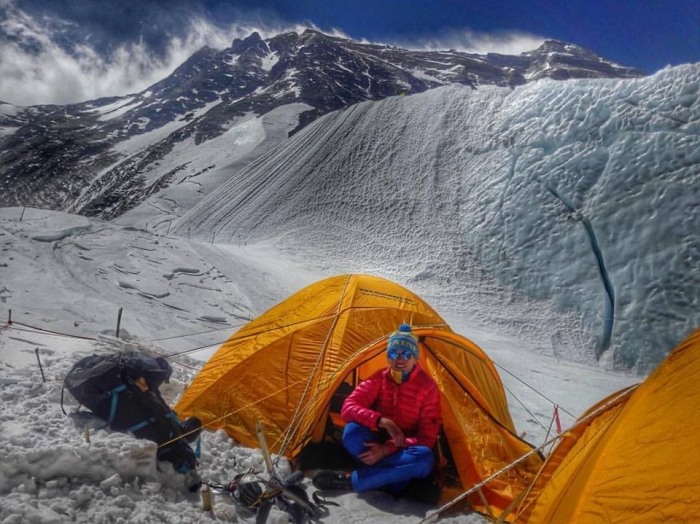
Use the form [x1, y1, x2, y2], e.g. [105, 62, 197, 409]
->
[312, 324, 441, 493]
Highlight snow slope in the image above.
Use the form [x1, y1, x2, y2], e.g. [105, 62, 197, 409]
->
[99, 103, 313, 230]
[1, 63, 697, 524]
[0, 207, 638, 523]
[174, 64, 700, 372]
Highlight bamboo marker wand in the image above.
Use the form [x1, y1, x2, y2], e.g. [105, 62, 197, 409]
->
[256, 421, 275, 475]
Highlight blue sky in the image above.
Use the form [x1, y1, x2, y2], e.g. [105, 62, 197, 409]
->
[270, 0, 698, 72]
[1, 0, 698, 105]
[15, 0, 699, 72]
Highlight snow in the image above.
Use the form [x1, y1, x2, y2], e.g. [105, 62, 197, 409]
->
[174, 64, 700, 373]
[71, 106, 219, 207]
[411, 70, 448, 84]
[0, 206, 637, 524]
[0, 102, 23, 136]
[117, 103, 313, 230]
[0, 126, 20, 138]
[224, 52, 240, 67]
[0, 102, 22, 117]
[1, 63, 698, 523]
[92, 97, 140, 122]
[112, 99, 223, 155]
[261, 52, 280, 72]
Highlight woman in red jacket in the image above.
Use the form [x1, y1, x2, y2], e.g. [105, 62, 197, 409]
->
[312, 324, 441, 493]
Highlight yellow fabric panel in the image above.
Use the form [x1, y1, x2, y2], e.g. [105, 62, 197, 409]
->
[419, 330, 514, 428]
[175, 274, 542, 518]
[421, 335, 543, 518]
[175, 274, 448, 453]
[340, 275, 445, 320]
[521, 328, 700, 524]
[515, 389, 633, 522]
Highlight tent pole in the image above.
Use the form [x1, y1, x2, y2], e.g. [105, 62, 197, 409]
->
[476, 488, 496, 522]
[495, 488, 530, 523]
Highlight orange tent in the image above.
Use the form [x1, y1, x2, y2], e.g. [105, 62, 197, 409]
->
[176, 274, 541, 517]
[514, 328, 700, 523]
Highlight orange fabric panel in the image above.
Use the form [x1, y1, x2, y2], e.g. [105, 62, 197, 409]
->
[519, 329, 700, 523]
[175, 274, 542, 517]
[420, 333, 543, 518]
[514, 389, 633, 522]
[176, 275, 447, 451]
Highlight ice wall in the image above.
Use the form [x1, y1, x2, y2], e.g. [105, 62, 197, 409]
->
[176, 64, 700, 372]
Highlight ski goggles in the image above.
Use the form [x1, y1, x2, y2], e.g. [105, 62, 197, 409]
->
[388, 348, 416, 360]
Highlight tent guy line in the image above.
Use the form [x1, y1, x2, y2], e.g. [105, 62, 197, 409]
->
[2, 311, 576, 443]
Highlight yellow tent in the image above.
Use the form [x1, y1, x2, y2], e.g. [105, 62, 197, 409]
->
[514, 328, 700, 523]
[176, 274, 542, 516]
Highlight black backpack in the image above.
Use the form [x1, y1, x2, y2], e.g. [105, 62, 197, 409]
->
[63, 351, 200, 474]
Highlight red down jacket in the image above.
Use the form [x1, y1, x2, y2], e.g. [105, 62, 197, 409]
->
[340, 364, 441, 452]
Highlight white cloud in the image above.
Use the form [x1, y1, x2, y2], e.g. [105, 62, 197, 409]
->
[0, 3, 311, 106]
[386, 29, 546, 55]
[0, 0, 546, 107]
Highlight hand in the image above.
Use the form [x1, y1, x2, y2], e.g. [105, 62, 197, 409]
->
[358, 442, 387, 465]
[378, 417, 405, 447]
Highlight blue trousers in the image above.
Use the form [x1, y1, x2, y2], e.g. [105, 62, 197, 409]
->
[342, 422, 434, 493]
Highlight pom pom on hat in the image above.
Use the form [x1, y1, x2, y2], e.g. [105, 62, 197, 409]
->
[387, 323, 419, 358]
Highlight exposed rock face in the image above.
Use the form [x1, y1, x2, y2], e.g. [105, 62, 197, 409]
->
[0, 30, 644, 218]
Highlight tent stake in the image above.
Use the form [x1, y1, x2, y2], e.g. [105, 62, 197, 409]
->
[116, 307, 123, 338]
[201, 483, 213, 511]
[35, 347, 46, 382]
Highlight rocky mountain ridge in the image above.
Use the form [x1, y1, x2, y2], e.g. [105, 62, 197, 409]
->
[0, 29, 644, 218]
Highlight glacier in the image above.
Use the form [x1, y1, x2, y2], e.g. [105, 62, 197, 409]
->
[174, 64, 700, 372]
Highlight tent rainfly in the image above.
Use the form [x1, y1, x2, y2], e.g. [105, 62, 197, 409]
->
[513, 328, 700, 523]
[176, 274, 542, 517]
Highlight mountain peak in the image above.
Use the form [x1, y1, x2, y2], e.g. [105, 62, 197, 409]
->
[301, 28, 325, 37]
[525, 39, 603, 61]
[230, 31, 268, 54]
[299, 28, 335, 43]
[535, 39, 582, 53]
[523, 39, 646, 78]
[0, 30, 648, 220]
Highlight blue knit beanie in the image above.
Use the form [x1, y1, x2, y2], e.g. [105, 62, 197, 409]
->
[387, 324, 419, 358]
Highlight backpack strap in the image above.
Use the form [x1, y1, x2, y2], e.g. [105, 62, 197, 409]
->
[96, 384, 127, 430]
[167, 413, 202, 458]
[89, 369, 192, 454]
[119, 374, 186, 444]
